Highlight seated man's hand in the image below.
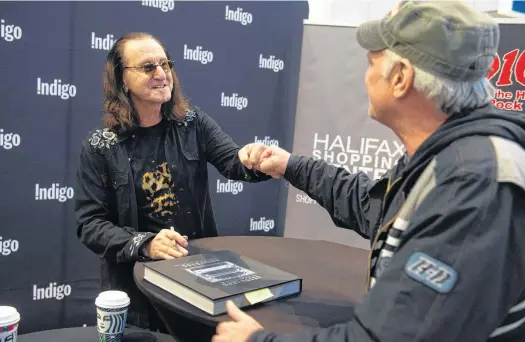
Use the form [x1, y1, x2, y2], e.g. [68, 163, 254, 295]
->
[238, 143, 267, 170]
[146, 229, 188, 259]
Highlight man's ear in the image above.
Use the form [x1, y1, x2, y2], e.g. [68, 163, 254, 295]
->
[391, 58, 414, 99]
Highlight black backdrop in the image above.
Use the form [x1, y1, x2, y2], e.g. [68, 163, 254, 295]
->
[0, 0, 308, 333]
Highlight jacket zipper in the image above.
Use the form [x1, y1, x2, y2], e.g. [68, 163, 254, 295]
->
[365, 176, 403, 290]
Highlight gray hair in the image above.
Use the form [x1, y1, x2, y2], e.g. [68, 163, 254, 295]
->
[382, 49, 495, 115]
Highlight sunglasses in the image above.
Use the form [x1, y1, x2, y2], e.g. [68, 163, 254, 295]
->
[124, 60, 174, 74]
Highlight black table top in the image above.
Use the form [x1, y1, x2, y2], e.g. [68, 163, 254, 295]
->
[134, 236, 368, 333]
[18, 326, 177, 342]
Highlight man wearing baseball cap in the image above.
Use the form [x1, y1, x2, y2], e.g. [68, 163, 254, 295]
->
[213, 1, 525, 341]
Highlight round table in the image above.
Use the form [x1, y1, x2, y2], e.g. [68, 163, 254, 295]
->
[134, 236, 369, 342]
[18, 326, 177, 342]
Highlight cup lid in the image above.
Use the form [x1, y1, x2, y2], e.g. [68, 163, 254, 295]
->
[0, 306, 20, 325]
[95, 290, 130, 308]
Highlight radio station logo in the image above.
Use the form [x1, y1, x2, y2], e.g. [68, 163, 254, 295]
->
[249, 217, 275, 233]
[33, 282, 72, 301]
[254, 136, 279, 147]
[488, 49, 525, 112]
[1, 19, 22, 42]
[216, 179, 243, 195]
[225, 5, 253, 25]
[141, 0, 174, 12]
[37, 78, 77, 100]
[0, 129, 21, 150]
[183, 44, 214, 65]
[259, 54, 284, 72]
[91, 32, 115, 51]
[220, 92, 248, 110]
[35, 183, 75, 202]
[0, 236, 19, 256]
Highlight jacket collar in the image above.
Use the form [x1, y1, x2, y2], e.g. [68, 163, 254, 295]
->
[114, 107, 195, 143]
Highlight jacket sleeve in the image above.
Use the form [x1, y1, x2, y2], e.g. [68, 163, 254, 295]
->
[283, 154, 388, 239]
[249, 171, 525, 342]
[75, 140, 155, 263]
[197, 108, 272, 183]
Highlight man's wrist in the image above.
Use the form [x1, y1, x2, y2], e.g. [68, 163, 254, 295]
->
[283, 154, 298, 179]
[247, 329, 275, 342]
[139, 242, 150, 258]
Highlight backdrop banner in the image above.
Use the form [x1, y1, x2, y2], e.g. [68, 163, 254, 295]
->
[0, 1, 308, 333]
[283, 22, 525, 250]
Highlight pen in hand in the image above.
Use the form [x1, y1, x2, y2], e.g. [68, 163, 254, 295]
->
[170, 226, 188, 241]
[169, 226, 189, 257]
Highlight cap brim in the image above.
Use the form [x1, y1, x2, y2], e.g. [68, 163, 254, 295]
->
[356, 20, 388, 52]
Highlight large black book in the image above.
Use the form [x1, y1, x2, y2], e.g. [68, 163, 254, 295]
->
[143, 250, 302, 316]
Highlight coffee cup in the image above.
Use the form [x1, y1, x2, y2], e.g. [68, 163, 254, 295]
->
[0, 306, 20, 342]
[95, 291, 130, 342]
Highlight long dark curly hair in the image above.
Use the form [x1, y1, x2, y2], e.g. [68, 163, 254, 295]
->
[102, 32, 190, 132]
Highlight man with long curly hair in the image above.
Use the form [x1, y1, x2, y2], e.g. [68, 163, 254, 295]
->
[75, 32, 271, 332]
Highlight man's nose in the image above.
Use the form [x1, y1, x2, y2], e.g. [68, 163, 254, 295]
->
[152, 65, 168, 79]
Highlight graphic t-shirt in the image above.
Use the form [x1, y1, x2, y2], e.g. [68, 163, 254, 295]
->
[127, 119, 180, 234]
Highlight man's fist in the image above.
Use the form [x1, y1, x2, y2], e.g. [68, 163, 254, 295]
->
[238, 143, 266, 170]
[256, 145, 291, 178]
[146, 229, 188, 260]
[238, 144, 291, 179]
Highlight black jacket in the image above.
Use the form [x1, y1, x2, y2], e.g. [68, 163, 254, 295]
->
[75, 106, 270, 329]
[249, 105, 525, 342]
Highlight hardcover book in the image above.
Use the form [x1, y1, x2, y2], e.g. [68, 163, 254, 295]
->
[143, 250, 302, 316]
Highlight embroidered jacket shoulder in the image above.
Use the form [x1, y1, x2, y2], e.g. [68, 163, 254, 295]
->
[85, 128, 119, 155]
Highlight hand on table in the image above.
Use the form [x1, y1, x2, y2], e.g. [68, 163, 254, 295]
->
[146, 228, 188, 259]
[238, 144, 291, 179]
[212, 301, 263, 342]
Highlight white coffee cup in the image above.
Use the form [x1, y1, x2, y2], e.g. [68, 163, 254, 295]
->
[95, 291, 130, 342]
[0, 306, 20, 342]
